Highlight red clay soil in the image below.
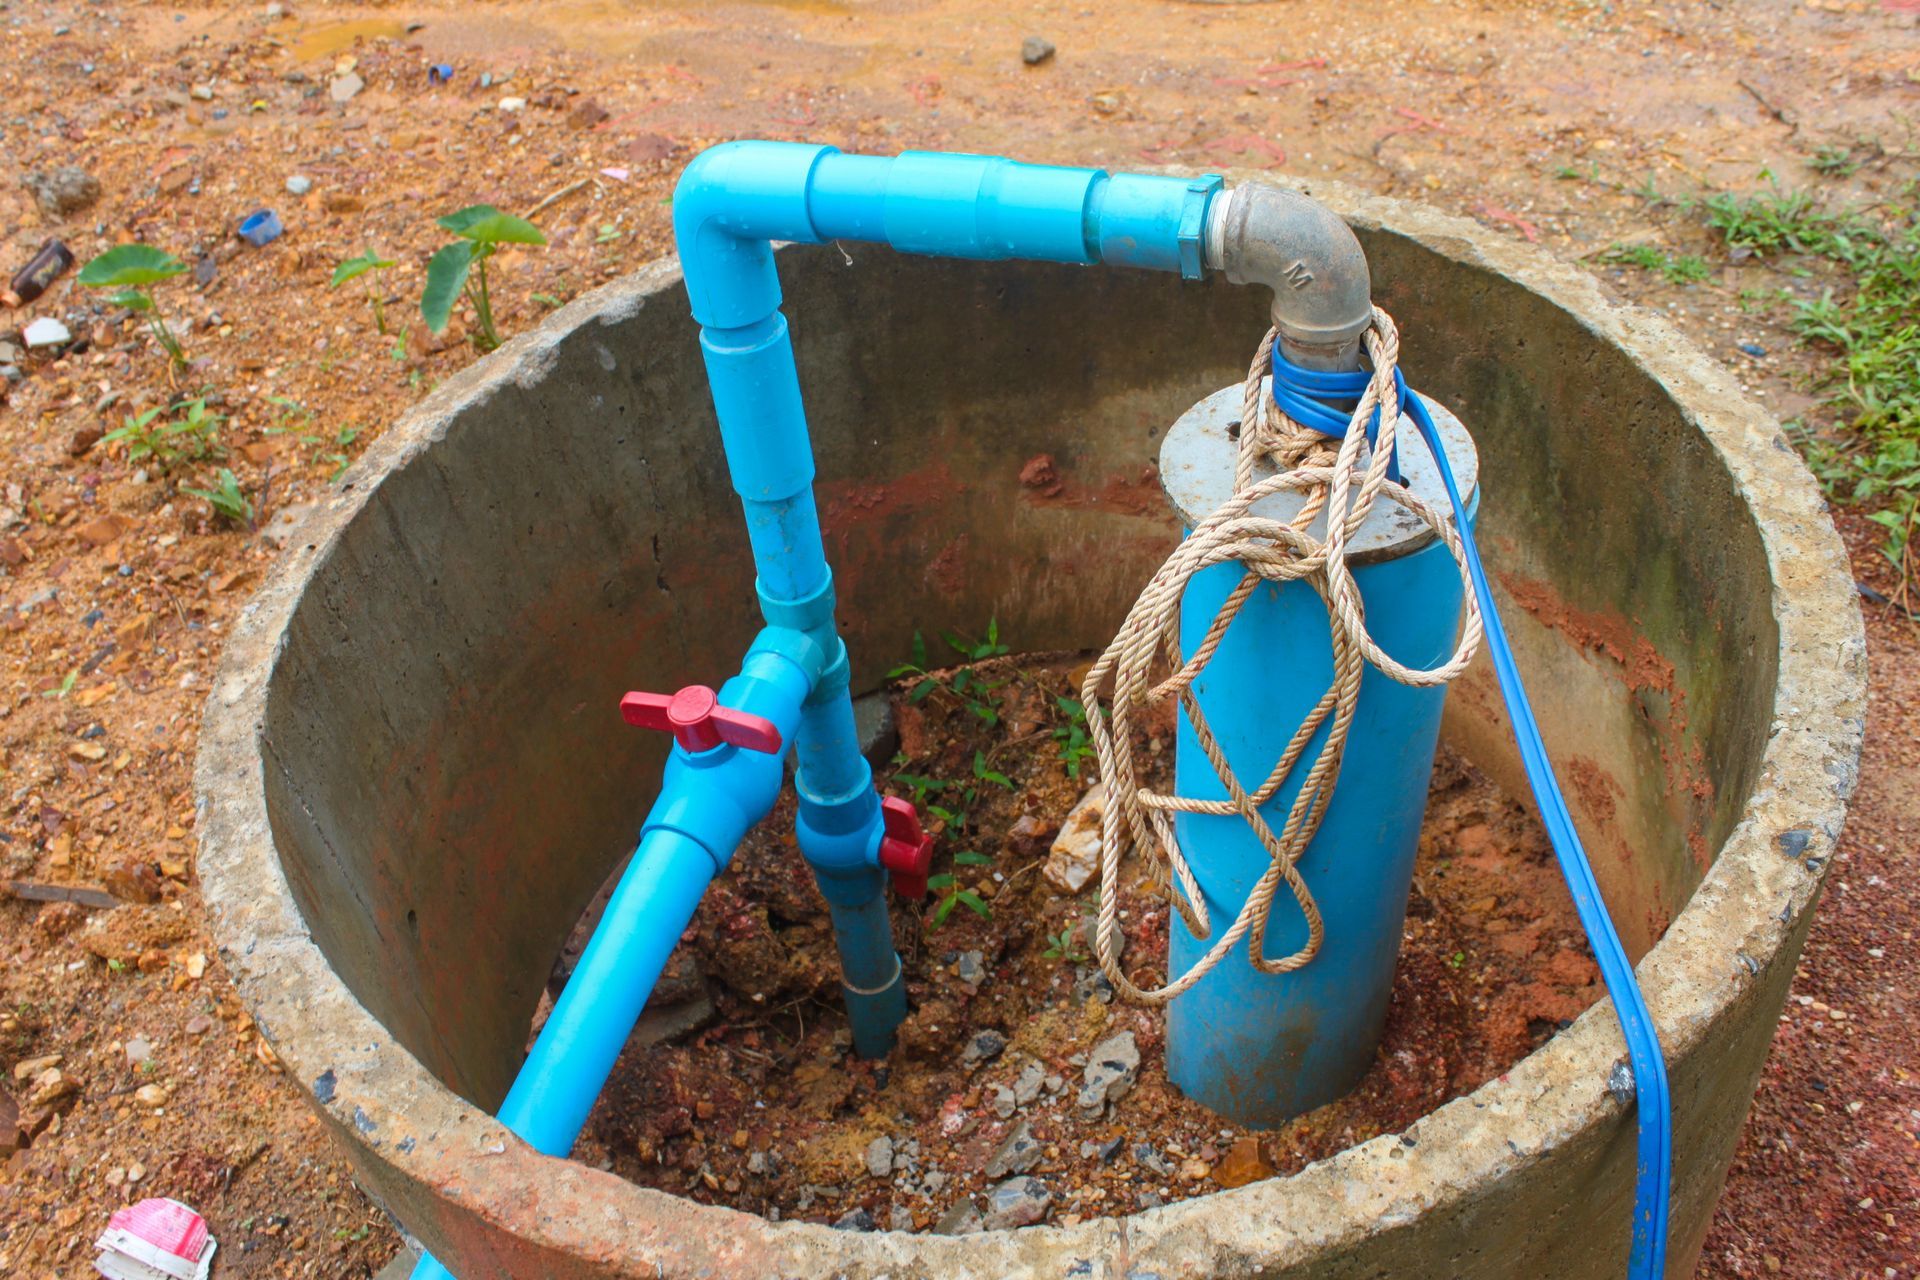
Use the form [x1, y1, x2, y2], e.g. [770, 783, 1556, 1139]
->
[1696, 513, 1920, 1280]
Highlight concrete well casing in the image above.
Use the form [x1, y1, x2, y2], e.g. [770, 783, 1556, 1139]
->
[196, 176, 1865, 1279]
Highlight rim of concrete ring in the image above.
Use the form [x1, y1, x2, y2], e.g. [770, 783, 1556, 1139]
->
[194, 174, 1866, 1273]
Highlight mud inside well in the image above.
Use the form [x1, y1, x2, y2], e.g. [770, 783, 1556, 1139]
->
[556, 651, 1599, 1234]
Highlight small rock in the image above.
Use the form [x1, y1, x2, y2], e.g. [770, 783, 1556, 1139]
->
[1012, 1060, 1046, 1107]
[498, 96, 527, 112]
[1020, 36, 1056, 66]
[67, 424, 104, 457]
[1179, 1158, 1211, 1182]
[102, 857, 164, 903]
[1137, 1190, 1165, 1211]
[134, 1083, 170, 1107]
[190, 83, 214, 101]
[991, 1084, 1017, 1119]
[1090, 91, 1123, 115]
[888, 1204, 915, 1232]
[832, 1206, 876, 1232]
[1044, 783, 1105, 894]
[864, 1134, 894, 1178]
[126, 1161, 146, 1183]
[285, 174, 312, 196]
[1213, 1136, 1275, 1188]
[1080, 1134, 1125, 1163]
[1076, 1030, 1140, 1118]
[962, 1028, 1007, 1067]
[1072, 966, 1115, 1005]
[1133, 1142, 1173, 1176]
[329, 71, 364, 103]
[933, 1197, 983, 1236]
[983, 1120, 1042, 1178]
[955, 950, 987, 985]
[568, 98, 610, 130]
[27, 1067, 77, 1108]
[13, 1053, 60, 1082]
[23, 316, 72, 348]
[124, 1036, 153, 1066]
[982, 1176, 1052, 1229]
[746, 1150, 771, 1176]
[185, 1015, 214, 1037]
[23, 166, 101, 220]
[1007, 812, 1058, 856]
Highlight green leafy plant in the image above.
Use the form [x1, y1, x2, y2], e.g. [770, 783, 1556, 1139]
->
[101, 396, 226, 469]
[42, 668, 78, 700]
[944, 617, 1009, 662]
[422, 205, 547, 352]
[887, 630, 940, 704]
[331, 250, 397, 334]
[927, 851, 995, 929]
[1052, 696, 1095, 778]
[1809, 145, 1861, 179]
[972, 749, 1013, 791]
[77, 244, 190, 369]
[1598, 243, 1713, 285]
[1042, 923, 1087, 963]
[183, 468, 254, 528]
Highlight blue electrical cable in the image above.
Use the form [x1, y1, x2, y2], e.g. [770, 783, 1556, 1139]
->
[1271, 353, 1672, 1280]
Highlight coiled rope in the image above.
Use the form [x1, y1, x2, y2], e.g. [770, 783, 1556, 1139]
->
[1081, 308, 1482, 1003]
[1079, 307, 1671, 1279]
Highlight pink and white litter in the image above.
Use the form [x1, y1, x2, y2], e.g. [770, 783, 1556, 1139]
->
[92, 1199, 216, 1280]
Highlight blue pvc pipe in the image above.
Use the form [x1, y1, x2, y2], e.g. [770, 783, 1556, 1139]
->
[673, 142, 1223, 1065]
[409, 630, 818, 1280]
[1166, 455, 1470, 1123]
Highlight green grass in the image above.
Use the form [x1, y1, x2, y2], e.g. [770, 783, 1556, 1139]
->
[1598, 243, 1713, 285]
[1691, 179, 1920, 601]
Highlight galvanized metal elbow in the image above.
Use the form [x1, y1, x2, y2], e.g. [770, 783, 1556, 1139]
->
[1206, 183, 1373, 371]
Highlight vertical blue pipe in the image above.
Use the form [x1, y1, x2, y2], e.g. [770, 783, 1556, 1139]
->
[1166, 529, 1466, 1123]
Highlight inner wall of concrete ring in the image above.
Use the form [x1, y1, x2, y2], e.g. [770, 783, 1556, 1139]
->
[197, 173, 1865, 1279]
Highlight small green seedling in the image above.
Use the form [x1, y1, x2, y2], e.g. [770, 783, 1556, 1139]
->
[42, 668, 78, 700]
[423, 205, 548, 352]
[78, 244, 190, 370]
[331, 250, 398, 334]
[927, 851, 995, 929]
[102, 396, 226, 469]
[944, 616, 1009, 661]
[887, 630, 940, 703]
[183, 468, 254, 528]
[1043, 923, 1087, 964]
[1052, 696, 1095, 778]
[972, 749, 1013, 791]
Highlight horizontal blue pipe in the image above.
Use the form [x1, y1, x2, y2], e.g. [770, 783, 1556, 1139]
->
[410, 630, 818, 1280]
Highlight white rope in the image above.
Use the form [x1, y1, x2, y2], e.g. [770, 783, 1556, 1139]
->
[1082, 308, 1484, 1005]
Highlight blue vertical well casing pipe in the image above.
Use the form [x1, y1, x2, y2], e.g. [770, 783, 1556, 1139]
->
[408, 630, 820, 1280]
[1164, 434, 1474, 1127]
[674, 142, 1221, 1060]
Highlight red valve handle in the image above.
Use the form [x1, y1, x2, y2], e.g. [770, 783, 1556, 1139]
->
[878, 795, 936, 899]
[620, 685, 783, 755]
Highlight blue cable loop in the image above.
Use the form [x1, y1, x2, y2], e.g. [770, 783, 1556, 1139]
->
[1268, 348, 1405, 485]
[1271, 350, 1672, 1279]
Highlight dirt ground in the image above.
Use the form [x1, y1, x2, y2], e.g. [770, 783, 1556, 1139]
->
[572, 657, 1598, 1232]
[0, 0, 1914, 1276]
